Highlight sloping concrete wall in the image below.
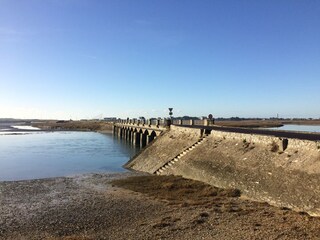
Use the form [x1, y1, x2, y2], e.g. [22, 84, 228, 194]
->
[125, 125, 202, 173]
[126, 126, 320, 216]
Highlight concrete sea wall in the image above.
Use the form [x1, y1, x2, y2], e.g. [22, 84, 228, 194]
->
[125, 126, 202, 173]
[126, 125, 320, 216]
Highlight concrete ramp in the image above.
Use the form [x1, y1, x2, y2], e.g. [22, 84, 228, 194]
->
[126, 125, 320, 216]
[125, 125, 203, 173]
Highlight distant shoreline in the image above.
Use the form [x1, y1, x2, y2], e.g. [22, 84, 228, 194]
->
[1, 119, 320, 135]
[36, 119, 320, 130]
[214, 119, 320, 128]
[31, 120, 114, 132]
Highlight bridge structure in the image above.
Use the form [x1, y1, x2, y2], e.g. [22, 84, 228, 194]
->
[113, 118, 216, 148]
[113, 119, 168, 148]
[114, 118, 320, 148]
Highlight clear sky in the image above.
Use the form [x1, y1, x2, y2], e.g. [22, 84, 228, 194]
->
[0, 0, 319, 120]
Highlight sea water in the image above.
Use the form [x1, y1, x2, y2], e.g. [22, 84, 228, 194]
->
[269, 124, 320, 133]
[0, 130, 137, 181]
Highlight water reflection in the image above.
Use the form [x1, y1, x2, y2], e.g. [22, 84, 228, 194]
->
[269, 125, 320, 133]
[0, 131, 137, 181]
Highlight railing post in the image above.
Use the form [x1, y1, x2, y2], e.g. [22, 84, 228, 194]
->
[190, 119, 194, 125]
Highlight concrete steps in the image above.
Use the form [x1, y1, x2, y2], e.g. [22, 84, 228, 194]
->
[154, 135, 208, 175]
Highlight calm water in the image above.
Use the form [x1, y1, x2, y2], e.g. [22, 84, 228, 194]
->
[269, 124, 320, 133]
[0, 131, 137, 181]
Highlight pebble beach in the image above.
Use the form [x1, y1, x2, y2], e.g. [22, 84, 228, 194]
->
[1, 173, 320, 240]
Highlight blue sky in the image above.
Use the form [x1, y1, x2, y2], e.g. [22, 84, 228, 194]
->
[0, 0, 319, 119]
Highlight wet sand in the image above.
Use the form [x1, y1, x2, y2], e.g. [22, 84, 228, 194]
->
[1, 173, 320, 240]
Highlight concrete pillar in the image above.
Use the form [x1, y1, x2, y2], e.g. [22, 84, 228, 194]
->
[208, 119, 214, 126]
[178, 119, 182, 125]
[132, 132, 136, 145]
[189, 119, 194, 125]
[118, 128, 122, 138]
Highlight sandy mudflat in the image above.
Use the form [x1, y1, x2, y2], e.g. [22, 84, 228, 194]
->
[1, 173, 320, 240]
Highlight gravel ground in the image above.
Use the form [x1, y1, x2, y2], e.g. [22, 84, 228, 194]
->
[1, 173, 320, 240]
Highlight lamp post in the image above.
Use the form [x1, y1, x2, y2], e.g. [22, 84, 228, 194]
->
[168, 108, 173, 119]
[167, 108, 173, 126]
